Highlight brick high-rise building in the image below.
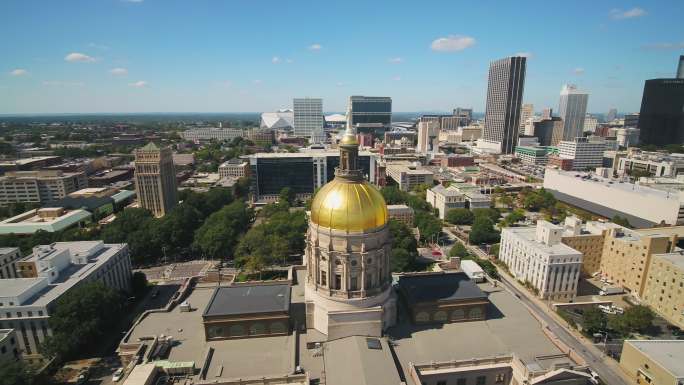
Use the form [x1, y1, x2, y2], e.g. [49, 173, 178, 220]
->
[134, 143, 178, 217]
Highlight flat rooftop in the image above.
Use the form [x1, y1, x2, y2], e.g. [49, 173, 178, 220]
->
[503, 227, 582, 256]
[389, 282, 572, 383]
[126, 285, 294, 381]
[625, 340, 684, 378]
[248, 150, 373, 158]
[397, 272, 488, 304]
[653, 252, 684, 270]
[203, 284, 291, 317]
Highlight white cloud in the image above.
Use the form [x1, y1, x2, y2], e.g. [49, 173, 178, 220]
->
[253, 79, 262, 85]
[43, 80, 85, 87]
[392, 75, 401, 81]
[308, 43, 322, 51]
[642, 42, 684, 50]
[430, 35, 476, 52]
[109, 67, 128, 76]
[64, 52, 96, 63]
[572, 68, 585, 75]
[388, 57, 403, 64]
[609, 7, 646, 19]
[10, 69, 28, 76]
[514, 52, 534, 58]
[128, 80, 147, 88]
[271, 56, 281, 64]
[285, 58, 294, 64]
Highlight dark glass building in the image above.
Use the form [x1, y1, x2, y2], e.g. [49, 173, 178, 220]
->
[349, 96, 392, 129]
[638, 79, 684, 146]
[249, 152, 373, 201]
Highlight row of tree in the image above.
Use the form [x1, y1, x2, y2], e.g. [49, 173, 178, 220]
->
[380, 186, 442, 243]
[581, 305, 654, 337]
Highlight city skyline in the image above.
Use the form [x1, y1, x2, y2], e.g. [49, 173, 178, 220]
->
[1, 0, 683, 114]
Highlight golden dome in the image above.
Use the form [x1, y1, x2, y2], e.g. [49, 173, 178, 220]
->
[339, 133, 358, 146]
[310, 178, 388, 232]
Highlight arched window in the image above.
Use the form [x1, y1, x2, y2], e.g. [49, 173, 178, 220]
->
[469, 307, 483, 319]
[208, 326, 225, 338]
[451, 309, 465, 320]
[249, 323, 266, 335]
[415, 311, 430, 323]
[270, 321, 287, 334]
[229, 324, 245, 337]
[335, 259, 342, 266]
[434, 311, 447, 322]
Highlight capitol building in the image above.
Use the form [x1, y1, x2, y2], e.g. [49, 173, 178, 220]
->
[304, 112, 397, 339]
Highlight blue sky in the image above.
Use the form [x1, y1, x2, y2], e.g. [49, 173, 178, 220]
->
[1, 0, 683, 114]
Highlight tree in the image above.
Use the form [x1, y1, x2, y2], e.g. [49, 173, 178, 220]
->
[42, 282, 124, 361]
[448, 243, 470, 258]
[582, 307, 607, 334]
[612, 215, 632, 228]
[131, 271, 148, 297]
[193, 201, 252, 259]
[388, 219, 418, 272]
[0, 360, 43, 385]
[446, 208, 474, 225]
[472, 208, 501, 223]
[278, 187, 296, 206]
[380, 186, 406, 205]
[490, 243, 500, 258]
[623, 305, 653, 333]
[500, 209, 525, 227]
[415, 211, 442, 243]
[469, 216, 500, 245]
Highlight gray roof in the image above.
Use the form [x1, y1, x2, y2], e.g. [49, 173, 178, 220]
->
[203, 284, 291, 317]
[626, 340, 684, 378]
[324, 336, 402, 385]
[396, 272, 488, 305]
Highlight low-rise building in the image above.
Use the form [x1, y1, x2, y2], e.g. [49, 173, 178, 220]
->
[219, 159, 250, 178]
[0, 170, 88, 205]
[0, 207, 91, 235]
[500, 221, 583, 301]
[543, 168, 684, 227]
[387, 204, 414, 226]
[0, 248, 21, 279]
[617, 151, 684, 178]
[202, 284, 291, 340]
[515, 146, 554, 166]
[559, 217, 622, 276]
[181, 127, 245, 142]
[557, 137, 608, 170]
[0, 329, 19, 362]
[0, 241, 131, 361]
[396, 272, 489, 324]
[386, 163, 433, 192]
[619, 340, 684, 385]
[599, 226, 682, 297]
[426, 184, 465, 219]
[641, 252, 684, 329]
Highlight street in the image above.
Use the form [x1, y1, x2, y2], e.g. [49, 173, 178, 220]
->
[442, 226, 629, 385]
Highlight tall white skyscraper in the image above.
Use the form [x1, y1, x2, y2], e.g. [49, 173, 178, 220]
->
[479, 56, 527, 154]
[558, 84, 589, 141]
[293, 97, 324, 142]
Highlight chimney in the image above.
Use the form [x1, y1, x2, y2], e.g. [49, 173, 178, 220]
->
[677, 55, 684, 79]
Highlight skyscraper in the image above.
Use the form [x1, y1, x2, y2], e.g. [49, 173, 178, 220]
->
[134, 142, 178, 217]
[293, 97, 324, 143]
[558, 84, 589, 141]
[677, 55, 684, 80]
[520, 103, 534, 128]
[638, 66, 684, 145]
[480, 56, 527, 154]
[349, 96, 392, 131]
[453, 107, 473, 126]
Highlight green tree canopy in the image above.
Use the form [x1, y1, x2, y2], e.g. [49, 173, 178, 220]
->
[448, 243, 470, 259]
[582, 307, 607, 334]
[469, 216, 500, 245]
[446, 208, 474, 225]
[42, 282, 124, 361]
